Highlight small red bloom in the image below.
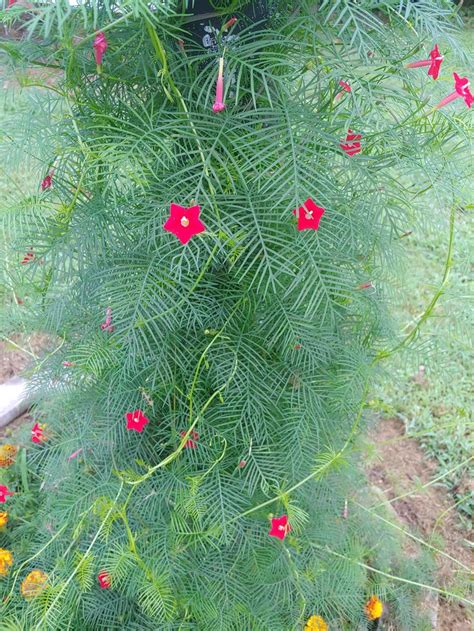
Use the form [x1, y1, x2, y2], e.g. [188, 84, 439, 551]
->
[67, 448, 83, 461]
[20, 251, 34, 265]
[223, 17, 237, 30]
[339, 80, 351, 92]
[180, 430, 199, 449]
[268, 515, 291, 540]
[340, 129, 362, 156]
[93, 32, 108, 66]
[31, 423, 46, 444]
[7, 0, 16, 7]
[334, 80, 351, 102]
[0, 486, 14, 504]
[453, 72, 474, 107]
[125, 409, 149, 433]
[100, 306, 114, 332]
[63, 361, 75, 367]
[436, 73, 474, 109]
[212, 57, 226, 113]
[163, 203, 206, 245]
[428, 44, 443, 80]
[98, 570, 111, 589]
[357, 282, 374, 290]
[237, 459, 246, 468]
[41, 171, 53, 191]
[406, 44, 443, 80]
[292, 198, 325, 232]
[294, 343, 302, 350]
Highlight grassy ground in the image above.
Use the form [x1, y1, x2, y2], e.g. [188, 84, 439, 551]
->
[371, 212, 473, 526]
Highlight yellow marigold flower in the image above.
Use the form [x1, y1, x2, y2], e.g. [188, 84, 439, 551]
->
[0, 444, 18, 468]
[0, 512, 8, 528]
[365, 595, 383, 621]
[0, 548, 13, 576]
[21, 570, 48, 599]
[304, 615, 328, 631]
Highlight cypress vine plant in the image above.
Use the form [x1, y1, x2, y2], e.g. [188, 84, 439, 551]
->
[0, 0, 472, 629]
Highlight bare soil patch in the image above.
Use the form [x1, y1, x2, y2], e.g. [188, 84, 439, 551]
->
[367, 418, 472, 630]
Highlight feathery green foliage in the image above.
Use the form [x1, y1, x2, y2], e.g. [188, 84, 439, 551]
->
[0, 1, 472, 629]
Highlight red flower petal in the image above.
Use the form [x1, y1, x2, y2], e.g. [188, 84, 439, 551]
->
[268, 515, 291, 540]
[428, 44, 443, 80]
[0, 485, 14, 503]
[163, 203, 206, 244]
[180, 430, 199, 449]
[339, 80, 351, 92]
[20, 251, 34, 265]
[212, 57, 226, 113]
[224, 17, 237, 30]
[453, 72, 474, 108]
[31, 423, 46, 444]
[125, 409, 149, 433]
[93, 32, 108, 66]
[293, 198, 325, 232]
[98, 570, 111, 589]
[41, 172, 53, 190]
[340, 129, 362, 156]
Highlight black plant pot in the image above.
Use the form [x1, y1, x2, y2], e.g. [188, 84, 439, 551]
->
[183, 0, 274, 51]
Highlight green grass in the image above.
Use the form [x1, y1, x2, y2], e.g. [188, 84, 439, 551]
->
[372, 212, 473, 525]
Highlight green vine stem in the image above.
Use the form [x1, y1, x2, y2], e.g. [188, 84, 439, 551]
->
[375, 202, 455, 361]
[310, 542, 474, 608]
[33, 482, 124, 630]
[354, 500, 472, 573]
[230, 201, 457, 524]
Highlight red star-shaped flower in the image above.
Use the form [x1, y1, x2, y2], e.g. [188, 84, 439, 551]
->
[0, 486, 14, 503]
[293, 198, 325, 232]
[163, 203, 206, 245]
[93, 32, 108, 66]
[125, 409, 149, 433]
[436, 73, 474, 109]
[98, 570, 111, 589]
[41, 171, 53, 191]
[428, 44, 443, 80]
[20, 251, 34, 265]
[340, 129, 362, 156]
[180, 430, 199, 449]
[406, 44, 443, 80]
[334, 80, 351, 102]
[31, 423, 47, 444]
[339, 80, 351, 92]
[268, 514, 291, 540]
[453, 72, 474, 107]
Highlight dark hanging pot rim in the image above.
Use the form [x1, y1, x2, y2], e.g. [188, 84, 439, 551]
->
[181, 1, 267, 22]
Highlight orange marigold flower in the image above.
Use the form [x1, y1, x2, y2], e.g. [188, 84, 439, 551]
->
[305, 614, 328, 631]
[0, 512, 8, 528]
[365, 595, 383, 620]
[0, 444, 18, 468]
[0, 549, 13, 576]
[21, 570, 48, 599]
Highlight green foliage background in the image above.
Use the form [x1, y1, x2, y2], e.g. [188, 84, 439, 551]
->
[0, 1, 472, 629]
